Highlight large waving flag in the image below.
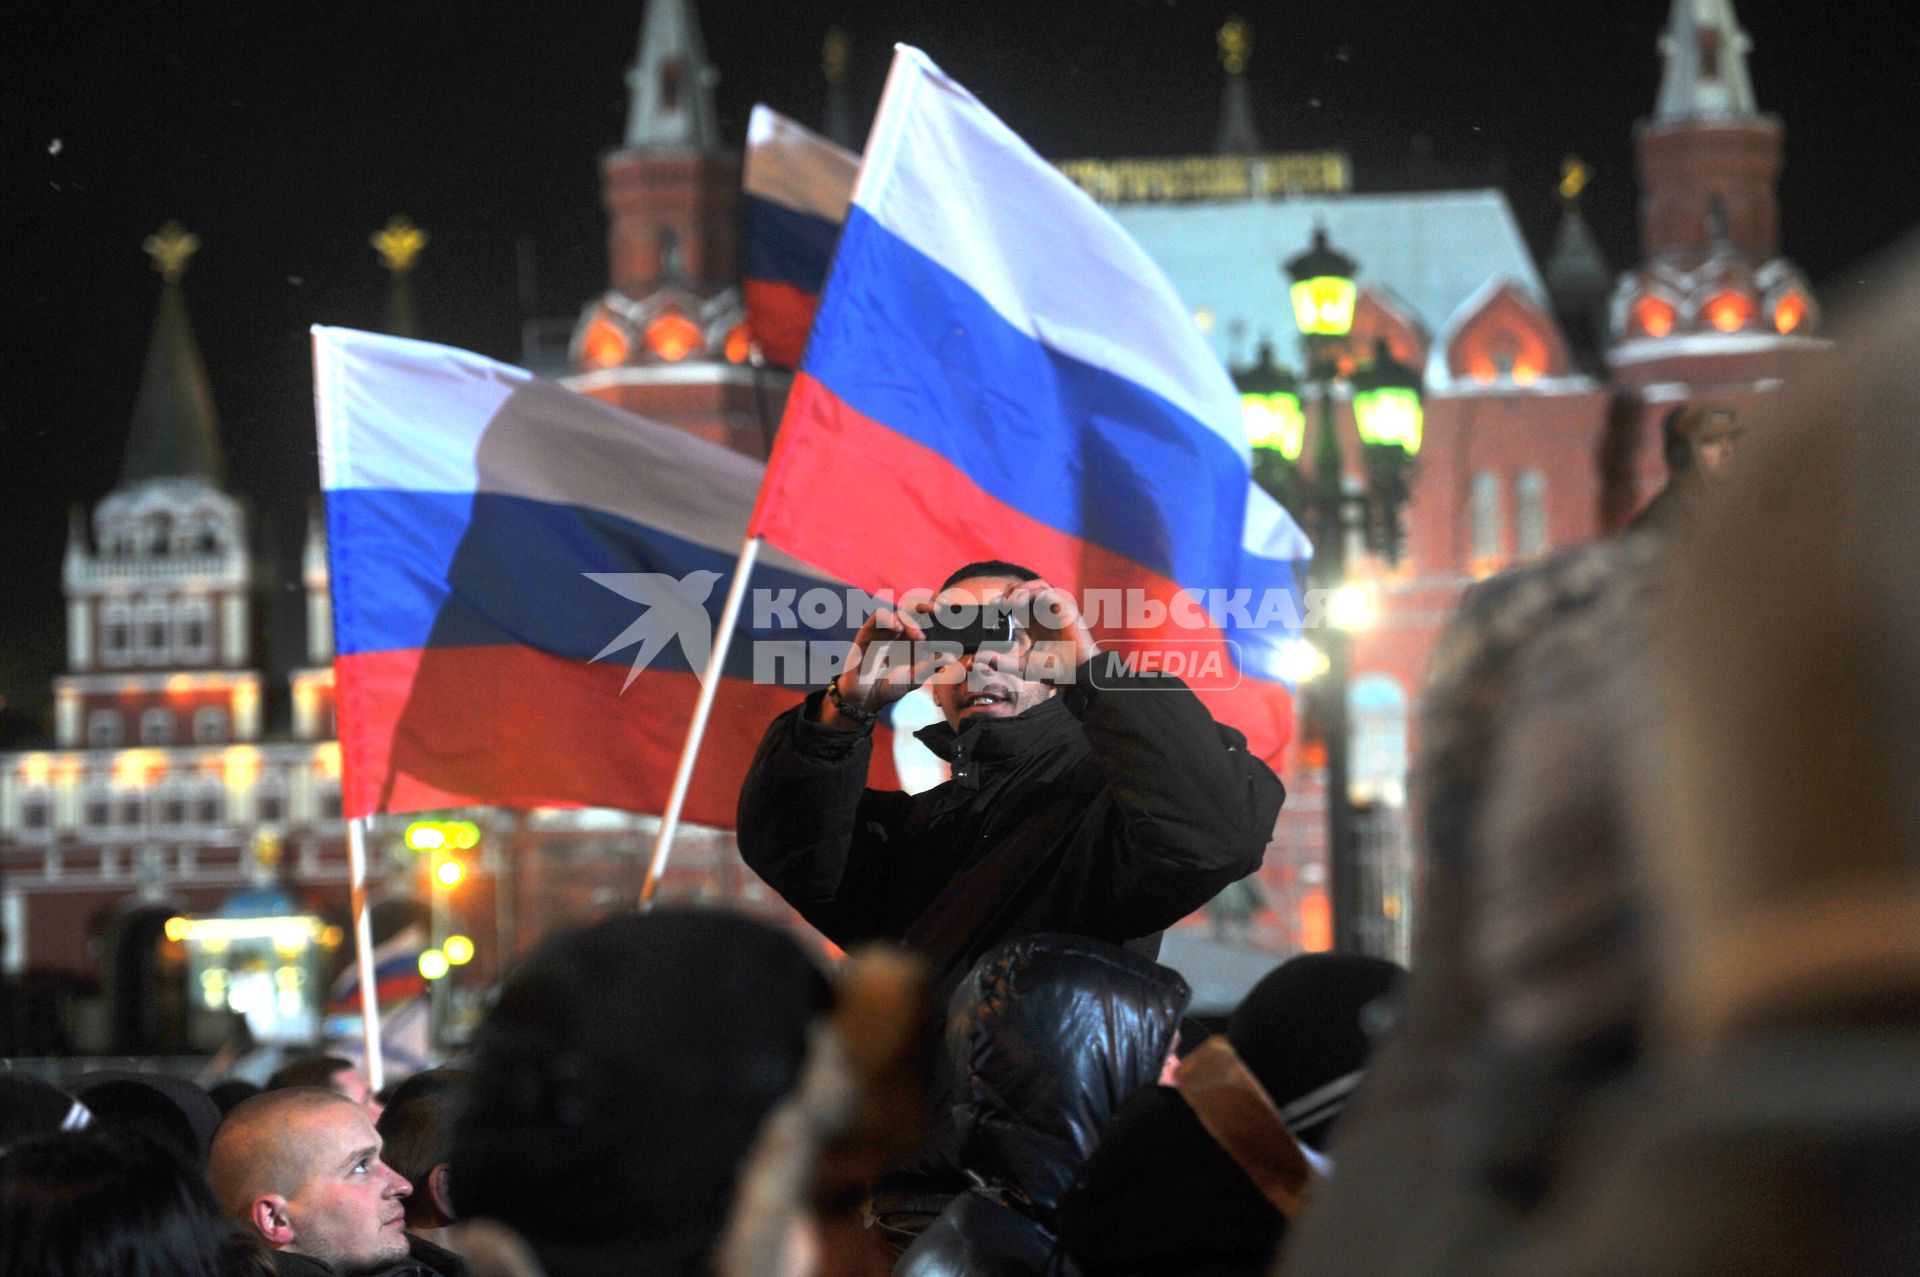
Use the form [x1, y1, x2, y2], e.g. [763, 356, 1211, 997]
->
[742, 106, 859, 368]
[747, 48, 1311, 761]
[313, 327, 897, 827]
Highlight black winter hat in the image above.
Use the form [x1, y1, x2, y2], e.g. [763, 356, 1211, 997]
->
[449, 908, 831, 1277]
[69, 1072, 221, 1165]
[1226, 953, 1406, 1150]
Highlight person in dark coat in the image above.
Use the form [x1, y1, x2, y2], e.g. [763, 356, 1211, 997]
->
[737, 561, 1286, 1242]
[209, 1086, 465, 1277]
[895, 934, 1191, 1277]
[1056, 954, 1404, 1277]
[1, 1126, 273, 1277]
[448, 909, 832, 1277]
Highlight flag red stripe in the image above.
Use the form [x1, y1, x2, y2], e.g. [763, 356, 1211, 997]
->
[335, 644, 901, 826]
[749, 373, 1293, 760]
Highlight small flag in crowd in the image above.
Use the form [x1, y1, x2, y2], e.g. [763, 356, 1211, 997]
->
[742, 105, 859, 368]
[747, 47, 1311, 762]
[312, 327, 897, 827]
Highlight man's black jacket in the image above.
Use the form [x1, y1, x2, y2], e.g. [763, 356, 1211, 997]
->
[269, 1233, 468, 1277]
[736, 653, 1285, 1001]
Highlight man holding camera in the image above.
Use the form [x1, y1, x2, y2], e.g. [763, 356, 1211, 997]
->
[739, 557, 1284, 995]
[736, 559, 1286, 1239]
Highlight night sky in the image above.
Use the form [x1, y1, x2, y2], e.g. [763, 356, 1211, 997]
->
[3, 1, 1911, 734]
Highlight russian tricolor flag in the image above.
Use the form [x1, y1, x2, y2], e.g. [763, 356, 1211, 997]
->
[313, 327, 896, 827]
[742, 106, 859, 369]
[749, 48, 1310, 763]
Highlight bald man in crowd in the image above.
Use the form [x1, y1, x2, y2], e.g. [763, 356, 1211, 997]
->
[209, 1087, 467, 1277]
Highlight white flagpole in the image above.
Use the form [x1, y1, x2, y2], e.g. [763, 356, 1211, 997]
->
[346, 816, 385, 1092]
[641, 534, 764, 907]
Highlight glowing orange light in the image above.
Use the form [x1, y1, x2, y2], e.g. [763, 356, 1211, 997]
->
[1705, 291, 1753, 333]
[1632, 295, 1676, 338]
[582, 315, 630, 368]
[435, 859, 464, 888]
[1300, 890, 1333, 953]
[723, 323, 752, 364]
[1512, 361, 1540, 386]
[645, 313, 703, 362]
[1772, 293, 1807, 335]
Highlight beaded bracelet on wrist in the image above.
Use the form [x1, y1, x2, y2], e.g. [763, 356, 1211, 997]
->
[825, 680, 880, 727]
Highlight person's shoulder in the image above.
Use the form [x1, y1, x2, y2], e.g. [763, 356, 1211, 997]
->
[268, 1251, 337, 1277]
[407, 1232, 473, 1277]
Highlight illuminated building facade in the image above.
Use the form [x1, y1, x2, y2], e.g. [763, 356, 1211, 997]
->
[1092, 0, 1826, 955]
[0, 226, 355, 1048]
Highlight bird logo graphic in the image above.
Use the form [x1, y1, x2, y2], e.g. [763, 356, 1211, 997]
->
[583, 570, 724, 692]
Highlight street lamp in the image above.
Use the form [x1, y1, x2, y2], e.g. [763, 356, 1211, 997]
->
[1286, 228, 1360, 346]
[1351, 337, 1425, 563]
[1233, 339, 1307, 510]
[1244, 226, 1423, 956]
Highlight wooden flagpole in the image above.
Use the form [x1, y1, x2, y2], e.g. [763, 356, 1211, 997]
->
[640, 534, 764, 906]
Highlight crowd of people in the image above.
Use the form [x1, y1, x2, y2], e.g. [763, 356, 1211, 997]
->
[6, 250, 1917, 1277]
[0, 921, 1401, 1277]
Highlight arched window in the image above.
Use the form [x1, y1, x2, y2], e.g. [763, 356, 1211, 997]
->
[194, 782, 225, 827]
[1516, 471, 1549, 560]
[19, 790, 52, 833]
[101, 602, 133, 667]
[174, 598, 212, 664]
[87, 709, 123, 748]
[656, 226, 684, 281]
[1349, 674, 1410, 806]
[137, 601, 170, 664]
[193, 706, 229, 744]
[1470, 472, 1505, 569]
[139, 708, 176, 746]
[254, 773, 286, 826]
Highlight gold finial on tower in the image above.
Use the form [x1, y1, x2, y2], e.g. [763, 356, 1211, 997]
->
[824, 27, 849, 85]
[143, 221, 200, 283]
[371, 214, 429, 274]
[1559, 155, 1592, 203]
[1219, 16, 1250, 75]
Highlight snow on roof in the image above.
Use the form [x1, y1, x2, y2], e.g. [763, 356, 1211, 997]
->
[1109, 189, 1546, 380]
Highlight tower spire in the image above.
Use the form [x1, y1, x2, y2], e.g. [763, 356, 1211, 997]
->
[1655, 0, 1758, 121]
[822, 27, 857, 151]
[1214, 16, 1261, 155]
[371, 214, 429, 339]
[1543, 158, 1611, 372]
[623, 0, 722, 152]
[121, 222, 222, 486]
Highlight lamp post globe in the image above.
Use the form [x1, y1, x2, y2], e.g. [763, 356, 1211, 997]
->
[1285, 226, 1360, 344]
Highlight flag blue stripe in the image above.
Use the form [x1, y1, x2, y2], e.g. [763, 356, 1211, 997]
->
[743, 195, 841, 293]
[326, 488, 858, 682]
[806, 206, 1276, 597]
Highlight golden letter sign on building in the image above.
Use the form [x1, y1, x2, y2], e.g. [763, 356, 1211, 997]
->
[1056, 152, 1352, 205]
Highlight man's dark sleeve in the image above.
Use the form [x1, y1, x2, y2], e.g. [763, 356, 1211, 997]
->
[735, 691, 917, 947]
[1061, 652, 1285, 937]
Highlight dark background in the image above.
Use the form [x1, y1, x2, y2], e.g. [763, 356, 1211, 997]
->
[3, 1, 1912, 733]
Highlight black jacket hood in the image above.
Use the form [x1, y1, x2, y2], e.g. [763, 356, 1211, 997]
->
[946, 934, 1191, 1220]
